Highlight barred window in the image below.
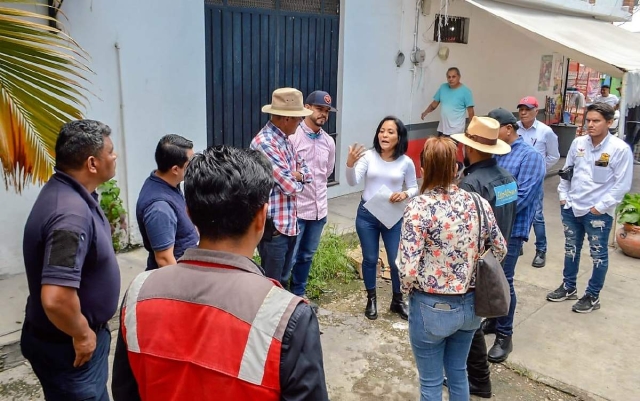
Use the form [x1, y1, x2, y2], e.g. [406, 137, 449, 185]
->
[433, 14, 469, 44]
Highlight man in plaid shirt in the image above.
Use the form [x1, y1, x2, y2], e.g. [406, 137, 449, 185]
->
[250, 88, 312, 288]
[480, 108, 545, 364]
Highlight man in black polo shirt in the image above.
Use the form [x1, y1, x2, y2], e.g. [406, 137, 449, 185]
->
[21, 120, 121, 401]
[452, 113, 517, 398]
[136, 134, 199, 270]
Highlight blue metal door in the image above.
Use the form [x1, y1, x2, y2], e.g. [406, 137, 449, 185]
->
[205, 0, 340, 151]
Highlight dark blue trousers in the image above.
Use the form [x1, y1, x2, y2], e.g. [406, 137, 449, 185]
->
[21, 323, 111, 401]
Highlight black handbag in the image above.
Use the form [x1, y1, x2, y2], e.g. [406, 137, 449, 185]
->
[470, 193, 511, 318]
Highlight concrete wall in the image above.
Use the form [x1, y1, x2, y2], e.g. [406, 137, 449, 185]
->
[328, 0, 558, 198]
[0, 0, 207, 276]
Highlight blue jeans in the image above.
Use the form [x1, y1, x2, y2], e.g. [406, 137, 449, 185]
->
[258, 232, 298, 288]
[533, 189, 547, 252]
[561, 207, 612, 297]
[408, 291, 481, 401]
[355, 201, 401, 293]
[21, 324, 111, 401]
[290, 217, 327, 296]
[495, 237, 524, 337]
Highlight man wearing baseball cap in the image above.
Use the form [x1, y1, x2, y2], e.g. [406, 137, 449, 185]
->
[476, 108, 545, 364]
[250, 87, 313, 288]
[452, 116, 517, 397]
[288, 91, 336, 303]
[516, 96, 560, 268]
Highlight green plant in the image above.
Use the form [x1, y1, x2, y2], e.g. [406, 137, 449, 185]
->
[0, 1, 91, 192]
[305, 226, 358, 299]
[98, 179, 127, 251]
[616, 193, 640, 226]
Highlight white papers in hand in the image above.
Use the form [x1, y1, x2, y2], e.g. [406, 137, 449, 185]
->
[363, 185, 407, 229]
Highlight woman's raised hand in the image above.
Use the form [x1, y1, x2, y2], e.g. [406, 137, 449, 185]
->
[346, 143, 366, 168]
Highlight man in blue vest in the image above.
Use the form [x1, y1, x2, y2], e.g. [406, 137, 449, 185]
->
[136, 134, 199, 270]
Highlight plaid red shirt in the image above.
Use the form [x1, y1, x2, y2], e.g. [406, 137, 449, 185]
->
[250, 121, 311, 236]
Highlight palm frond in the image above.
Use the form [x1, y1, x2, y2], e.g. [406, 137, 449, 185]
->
[0, 0, 91, 192]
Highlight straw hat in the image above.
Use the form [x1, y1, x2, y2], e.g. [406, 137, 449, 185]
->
[451, 116, 511, 155]
[262, 88, 313, 117]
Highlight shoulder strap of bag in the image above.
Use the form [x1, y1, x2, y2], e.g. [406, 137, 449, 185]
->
[470, 192, 484, 254]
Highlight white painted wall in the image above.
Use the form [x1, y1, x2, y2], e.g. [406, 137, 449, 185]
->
[328, 0, 558, 198]
[0, 0, 207, 276]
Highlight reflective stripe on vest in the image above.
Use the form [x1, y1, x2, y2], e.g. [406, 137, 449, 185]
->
[238, 286, 296, 384]
[123, 270, 297, 385]
[124, 270, 155, 353]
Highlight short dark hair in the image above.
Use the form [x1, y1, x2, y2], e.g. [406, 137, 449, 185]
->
[601, 84, 610, 89]
[55, 119, 111, 171]
[586, 102, 615, 121]
[155, 134, 194, 173]
[184, 146, 273, 241]
[372, 116, 409, 160]
[447, 67, 461, 76]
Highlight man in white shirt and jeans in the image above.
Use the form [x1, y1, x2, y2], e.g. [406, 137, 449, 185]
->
[517, 96, 560, 268]
[288, 91, 337, 301]
[547, 103, 633, 313]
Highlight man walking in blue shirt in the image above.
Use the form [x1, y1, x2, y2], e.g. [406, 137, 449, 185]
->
[481, 108, 545, 363]
[516, 96, 560, 268]
[547, 103, 633, 312]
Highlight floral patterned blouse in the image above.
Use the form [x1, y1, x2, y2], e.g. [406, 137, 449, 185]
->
[398, 186, 508, 295]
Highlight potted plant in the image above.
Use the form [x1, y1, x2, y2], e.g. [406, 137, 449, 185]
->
[616, 193, 640, 258]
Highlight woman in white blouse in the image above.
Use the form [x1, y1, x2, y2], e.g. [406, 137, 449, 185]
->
[346, 116, 418, 320]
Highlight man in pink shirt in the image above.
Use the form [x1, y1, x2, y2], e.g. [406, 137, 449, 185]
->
[288, 91, 337, 300]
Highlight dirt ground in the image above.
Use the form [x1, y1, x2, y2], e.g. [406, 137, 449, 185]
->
[0, 277, 586, 401]
[318, 277, 585, 401]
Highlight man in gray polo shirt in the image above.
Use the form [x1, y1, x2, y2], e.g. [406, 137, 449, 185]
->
[21, 120, 121, 401]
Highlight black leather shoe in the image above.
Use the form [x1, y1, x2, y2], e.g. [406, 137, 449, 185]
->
[365, 289, 378, 320]
[519, 246, 524, 256]
[390, 292, 408, 320]
[488, 333, 513, 363]
[469, 381, 492, 398]
[532, 250, 546, 268]
[480, 318, 496, 335]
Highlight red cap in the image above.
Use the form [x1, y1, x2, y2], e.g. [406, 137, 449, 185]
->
[517, 96, 539, 109]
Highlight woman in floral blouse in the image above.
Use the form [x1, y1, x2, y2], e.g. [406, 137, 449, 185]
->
[398, 137, 507, 401]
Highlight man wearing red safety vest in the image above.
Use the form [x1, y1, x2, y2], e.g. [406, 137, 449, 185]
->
[112, 146, 328, 401]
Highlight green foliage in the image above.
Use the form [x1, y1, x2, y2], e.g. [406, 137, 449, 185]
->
[304, 226, 358, 299]
[98, 179, 127, 251]
[617, 193, 640, 226]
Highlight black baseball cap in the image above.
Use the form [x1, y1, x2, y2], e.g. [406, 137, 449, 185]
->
[305, 90, 337, 112]
[487, 108, 517, 126]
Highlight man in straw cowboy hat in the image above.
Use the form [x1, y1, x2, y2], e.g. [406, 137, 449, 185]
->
[250, 88, 313, 289]
[452, 115, 518, 398]
[469, 108, 545, 366]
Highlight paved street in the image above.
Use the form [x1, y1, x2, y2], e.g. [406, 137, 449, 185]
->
[0, 165, 638, 400]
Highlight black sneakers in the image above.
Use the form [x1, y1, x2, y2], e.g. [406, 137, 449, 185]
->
[531, 250, 546, 268]
[546, 284, 578, 302]
[572, 293, 601, 313]
[547, 285, 601, 313]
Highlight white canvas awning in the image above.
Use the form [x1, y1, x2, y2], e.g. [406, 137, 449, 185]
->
[465, 0, 640, 107]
